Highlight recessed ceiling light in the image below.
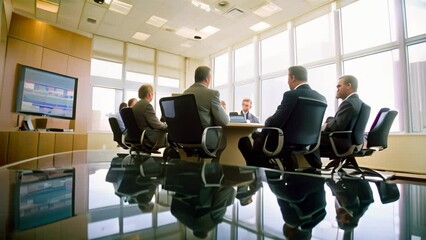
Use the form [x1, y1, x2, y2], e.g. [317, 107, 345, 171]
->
[181, 43, 192, 48]
[250, 22, 271, 32]
[109, 0, 132, 15]
[36, 0, 59, 13]
[146, 15, 168, 28]
[200, 25, 219, 35]
[176, 27, 195, 39]
[253, 2, 282, 18]
[132, 32, 150, 41]
[192, 0, 211, 12]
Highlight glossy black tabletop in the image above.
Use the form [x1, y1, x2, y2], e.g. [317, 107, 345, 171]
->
[0, 150, 425, 240]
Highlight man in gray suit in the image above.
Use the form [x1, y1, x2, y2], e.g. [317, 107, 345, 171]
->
[132, 84, 168, 148]
[183, 66, 229, 155]
[183, 66, 229, 128]
[240, 98, 260, 123]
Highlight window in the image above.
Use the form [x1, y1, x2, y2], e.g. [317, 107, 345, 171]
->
[407, 42, 426, 132]
[126, 71, 154, 83]
[92, 87, 123, 132]
[261, 76, 289, 121]
[235, 43, 255, 82]
[343, 50, 401, 131]
[234, 82, 257, 115]
[307, 64, 337, 119]
[91, 59, 123, 79]
[405, 0, 426, 38]
[214, 52, 229, 87]
[261, 31, 289, 75]
[158, 76, 179, 88]
[341, 0, 396, 54]
[295, 13, 335, 64]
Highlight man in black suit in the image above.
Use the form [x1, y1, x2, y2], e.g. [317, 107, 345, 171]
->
[319, 75, 363, 152]
[238, 66, 326, 169]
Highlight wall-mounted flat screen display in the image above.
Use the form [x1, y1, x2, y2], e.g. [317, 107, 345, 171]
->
[15, 64, 78, 120]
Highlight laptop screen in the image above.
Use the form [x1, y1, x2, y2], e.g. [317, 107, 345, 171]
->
[229, 115, 246, 123]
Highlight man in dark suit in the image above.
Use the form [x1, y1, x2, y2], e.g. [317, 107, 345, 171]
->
[239, 66, 326, 169]
[319, 75, 363, 151]
[132, 84, 168, 148]
[240, 98, 260, 123]
[322, 75, 362, 132]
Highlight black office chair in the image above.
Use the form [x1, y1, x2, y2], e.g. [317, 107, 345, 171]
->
[261, 97, 327, 170]
[321, 103, 371, 175]
[343, 108, 398, 179]
[119, 107, 161, 155]
[159, 94, 223, 161]
[108, 117, 129, 150]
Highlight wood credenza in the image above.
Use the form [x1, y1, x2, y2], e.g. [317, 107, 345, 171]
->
[0, 131, 87, 167]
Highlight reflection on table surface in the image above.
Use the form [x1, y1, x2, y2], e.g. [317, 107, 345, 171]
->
[0, 150, 425, 240]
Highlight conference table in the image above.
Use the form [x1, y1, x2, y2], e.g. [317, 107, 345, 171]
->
[0, 150, 425, 240]
[220, 122, 264, 166]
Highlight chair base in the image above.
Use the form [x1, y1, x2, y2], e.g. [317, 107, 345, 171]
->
[323, 157, 389, 181]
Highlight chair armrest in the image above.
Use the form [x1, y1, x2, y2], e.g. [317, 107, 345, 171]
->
[261, 127, 284, 158]
[327, 131, 358, 157]
[201, 126, 223, 157]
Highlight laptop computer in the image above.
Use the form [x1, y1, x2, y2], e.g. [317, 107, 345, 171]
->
[229, 114, 247, 123]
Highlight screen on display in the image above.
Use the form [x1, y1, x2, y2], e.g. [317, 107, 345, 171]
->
[15, 64, 78, 120]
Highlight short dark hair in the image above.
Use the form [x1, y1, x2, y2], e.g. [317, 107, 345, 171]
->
[340, 75, 358, 91]
[118, 102, 127, 111]
[288, 66, 308, 81]
[195, 66, 211, 83]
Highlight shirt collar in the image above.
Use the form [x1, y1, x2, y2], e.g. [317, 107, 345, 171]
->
[294, 82, 309, 89]
[344, 92, 358, 101]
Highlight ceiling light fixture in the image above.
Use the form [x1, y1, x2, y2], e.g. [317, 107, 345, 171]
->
[109, 0, 132, 15]
[200, 25, 219, 35]
[36, 0, 60, 13]
[250, 22, 271, 32]
[253, 2, 282, 18]
[191, 0, 211, 12]
[146, 15, 168, 28]
[132, 32, 150, 41]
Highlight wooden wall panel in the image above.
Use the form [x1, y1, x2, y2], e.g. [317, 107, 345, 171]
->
[41, 48, 68, 74]
[67, 56, 90, 133]
[0, 38, 43, 130]
[0, 13, 91, 132]
[8, 13, 46, 46]
[7, 131, 39, 164]
[0, 131, 9, 166]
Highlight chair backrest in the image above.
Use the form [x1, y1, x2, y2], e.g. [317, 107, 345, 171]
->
[282, 97, 327, 146]
[159, 94, 204, 145]
[108, 117, 128, 149]
[120, 107, 143, 143]
[351, 103, 371, 146]
[367, 109, 398, 149]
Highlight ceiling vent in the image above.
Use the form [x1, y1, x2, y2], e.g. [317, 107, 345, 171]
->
[225, 7, 244, 18]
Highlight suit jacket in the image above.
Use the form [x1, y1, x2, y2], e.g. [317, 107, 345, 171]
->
[324, 94, 363, 132]
[183, 83, 229, 129]
[132, 99, 167, 147]
[114, 112, 126, 133]
[265, 84, 326, 128]
[240, 111, 260, 123]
